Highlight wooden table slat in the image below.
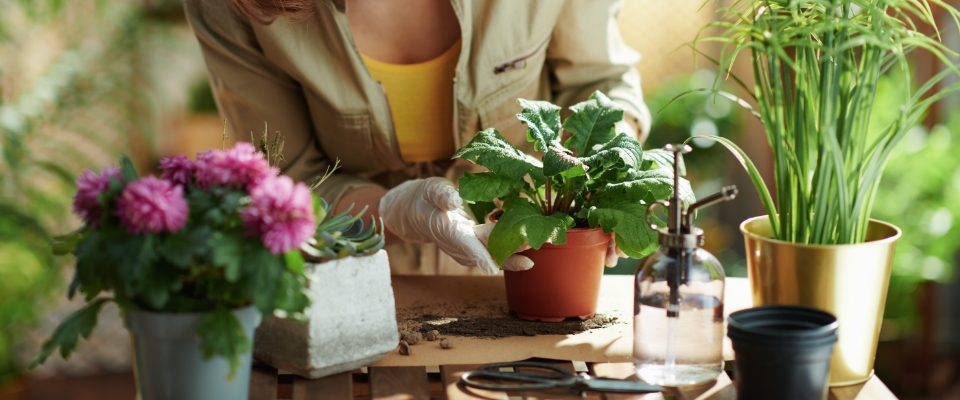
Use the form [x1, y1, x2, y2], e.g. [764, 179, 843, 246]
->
[292, 372, 353, 400]
[591, 363, 735, 400]
[829, 376, 898, 400]
[370, 366, 431, 400]
[440, 364, 508, 400]
[249, 365, 278, 400]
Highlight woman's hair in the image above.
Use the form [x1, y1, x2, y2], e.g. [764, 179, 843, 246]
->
[232, 0, 317, 22]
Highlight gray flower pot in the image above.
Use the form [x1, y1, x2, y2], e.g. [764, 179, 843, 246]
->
[254, 250, 398, 379]
[124, 305, 262, 400]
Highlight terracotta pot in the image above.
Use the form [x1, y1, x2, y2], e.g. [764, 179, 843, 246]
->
[504, 228, 611, 322]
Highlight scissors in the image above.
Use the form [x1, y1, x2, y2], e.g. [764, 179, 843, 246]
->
[460, 361, 665, 394]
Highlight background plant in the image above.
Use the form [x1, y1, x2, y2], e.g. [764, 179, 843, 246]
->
[454, 91, 693, 266]
[0, 0, 204, 382]
[695, 0, 960, 245]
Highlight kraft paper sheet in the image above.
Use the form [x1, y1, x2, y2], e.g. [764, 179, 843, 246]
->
[372, 275, 751, 367]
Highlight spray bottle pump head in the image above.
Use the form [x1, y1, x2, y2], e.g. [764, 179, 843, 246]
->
[645, 144, 739, 249]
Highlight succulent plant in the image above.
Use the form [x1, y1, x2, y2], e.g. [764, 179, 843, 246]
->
[302, 199, 385, 263]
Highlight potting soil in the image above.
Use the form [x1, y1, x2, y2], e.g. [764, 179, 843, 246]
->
[396, 301, 622, 340]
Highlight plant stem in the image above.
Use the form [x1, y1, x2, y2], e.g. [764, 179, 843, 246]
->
[545, 179, 553, 215]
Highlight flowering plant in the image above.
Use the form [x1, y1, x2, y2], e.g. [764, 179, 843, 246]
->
[31, 141, 318, 375]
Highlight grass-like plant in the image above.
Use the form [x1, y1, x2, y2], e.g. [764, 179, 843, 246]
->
[690, 0, 960, 244]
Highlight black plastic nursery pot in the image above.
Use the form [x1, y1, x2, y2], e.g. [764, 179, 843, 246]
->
[727, 305, 839, 400]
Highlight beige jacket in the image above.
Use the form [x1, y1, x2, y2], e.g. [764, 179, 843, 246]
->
[185, 0, 650, 275]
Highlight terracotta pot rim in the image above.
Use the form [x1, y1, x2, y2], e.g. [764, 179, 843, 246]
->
[739, 215, 901, 250]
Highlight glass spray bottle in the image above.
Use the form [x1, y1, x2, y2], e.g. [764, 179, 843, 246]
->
[633, 144, 738, 386]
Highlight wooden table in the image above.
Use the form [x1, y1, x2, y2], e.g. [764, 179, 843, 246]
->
[247, 360, 896, 399]
[247, 277, 898, 399]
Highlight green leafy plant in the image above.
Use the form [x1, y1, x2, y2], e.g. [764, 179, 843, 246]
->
[453, 91, 692, 266]
[688, 0, 960, 245]
[31, 140, 318, 378]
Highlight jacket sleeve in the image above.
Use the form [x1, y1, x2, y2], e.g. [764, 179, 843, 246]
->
[183, 0, 377, 206]
[546, 0, 652, 140]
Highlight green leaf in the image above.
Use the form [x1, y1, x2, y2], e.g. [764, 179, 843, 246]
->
[467, 201, 497, 224]
[516, 98, 562, 152]
[108, 235, 157, 293]
[284, 249, 305, 275]
[197, 306, 251, 380]
[458, 172, 526, 202]
[541, 147, 578, 177]
[136, 260, 182, 310]
[243, 247, 283, 315]
[273, 272, 310, 315]
[488, 197, 569, 266]
[642, 149, 686, 176]
[586, 196, 659, 259]
[118, 155, 138, 183]
[579, 134, 644, 172]
[52, 228, 87, 256]
[30, 298, 112, 369]
[453, 128, 543, 182]
[562, 91, 623, 157]
[517, 99, 576, 176]
[686, 135, 778, 237]
[605, 169, 695, 206]
[210, 232, 243, 282]
[158, 227, 212, 269]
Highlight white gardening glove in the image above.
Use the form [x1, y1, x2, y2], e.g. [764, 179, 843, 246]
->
[472, 223, 535, 272]
[379, 178, 500, 275]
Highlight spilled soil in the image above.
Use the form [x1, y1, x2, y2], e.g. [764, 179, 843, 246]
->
[396, 301, 622, 339]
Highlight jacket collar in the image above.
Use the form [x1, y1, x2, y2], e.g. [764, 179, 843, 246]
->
[320, 0, 346, 13]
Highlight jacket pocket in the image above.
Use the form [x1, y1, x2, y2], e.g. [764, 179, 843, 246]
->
[318, 113, 373, 172]
[475, 77, 542, 156]
[492, 32, 551, 75]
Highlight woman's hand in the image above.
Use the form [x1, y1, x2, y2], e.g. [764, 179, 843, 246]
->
[379, 178, 500, 275]
[471, 223, 534, 272]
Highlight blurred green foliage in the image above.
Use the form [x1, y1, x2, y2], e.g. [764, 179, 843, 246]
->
[642, 69, 742, 183]
[605, 70, 742, 275]
[0, 0, 197, 382]
[872, 114, 960, 338]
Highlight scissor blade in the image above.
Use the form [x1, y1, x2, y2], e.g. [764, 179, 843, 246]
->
[583, 378, 665, 393]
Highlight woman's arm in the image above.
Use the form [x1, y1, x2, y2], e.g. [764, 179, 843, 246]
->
[184, 0, 378, 208]
[547, 0, 651, 143]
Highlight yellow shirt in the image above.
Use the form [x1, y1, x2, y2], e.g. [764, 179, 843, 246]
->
[361, 40, 461, 164]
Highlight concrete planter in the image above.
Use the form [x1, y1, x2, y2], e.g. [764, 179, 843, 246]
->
[124, 305, 261, 400]
[253, 250, 398, 379]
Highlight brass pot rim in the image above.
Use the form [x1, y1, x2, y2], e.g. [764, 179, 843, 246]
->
[739, 215, 902, 249]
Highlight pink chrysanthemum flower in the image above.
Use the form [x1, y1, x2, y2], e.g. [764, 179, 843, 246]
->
[72, 167, 122, 228]
[115, 176, 189, 235]
[241, 175, 316, 255]
[159, 154, 195, 187]
[195, 143, 277, 190]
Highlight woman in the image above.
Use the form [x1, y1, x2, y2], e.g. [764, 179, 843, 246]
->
[184, 0, 650, 275]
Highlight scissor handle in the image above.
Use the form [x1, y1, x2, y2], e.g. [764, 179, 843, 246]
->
[646, 200, 670, 230]
[460, 362, 577, 392]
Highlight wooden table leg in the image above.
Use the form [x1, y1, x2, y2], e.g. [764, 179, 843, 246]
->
[370, 366, 430, 400]
[249, 365, 278, 400]
[293, 372, 353, 400]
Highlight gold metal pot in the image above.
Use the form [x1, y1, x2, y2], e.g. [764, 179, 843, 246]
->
[740, 216, 901, 386]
